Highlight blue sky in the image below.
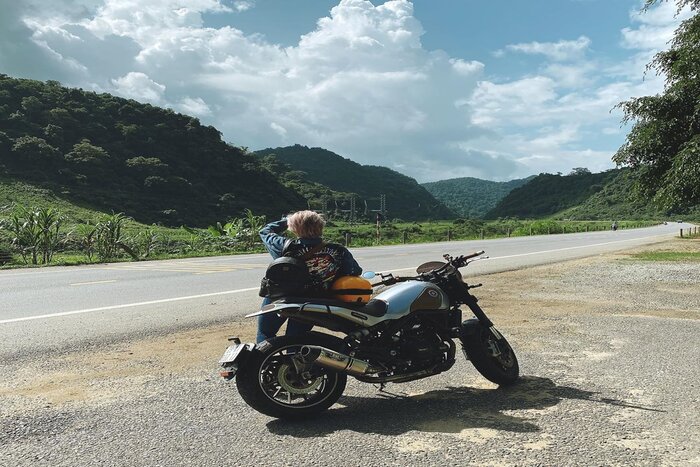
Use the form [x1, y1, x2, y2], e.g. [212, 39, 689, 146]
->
[0, 0, 690, 182]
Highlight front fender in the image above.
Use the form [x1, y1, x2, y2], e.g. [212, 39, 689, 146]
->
[460, 318, 483, 338]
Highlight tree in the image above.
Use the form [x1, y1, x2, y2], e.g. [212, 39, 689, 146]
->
[11, 136, 60, 162]
[614, 0, 700, 210]
[125, 156, 168, 174]
[21, 96, 43, 118]
[569, 167, 591, 176]
[0, 131, 11, 155]
[64, 139, 110, 164]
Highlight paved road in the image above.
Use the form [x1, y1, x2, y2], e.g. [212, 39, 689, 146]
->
[2, 240, 698, 466]
[0, 223, 691, 359]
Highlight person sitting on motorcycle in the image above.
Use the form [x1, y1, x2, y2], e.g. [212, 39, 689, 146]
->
[256, 210, 362, 343]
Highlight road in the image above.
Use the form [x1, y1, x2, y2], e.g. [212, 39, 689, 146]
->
[0, 223, 690, 359]
[1, 232, 698, 466]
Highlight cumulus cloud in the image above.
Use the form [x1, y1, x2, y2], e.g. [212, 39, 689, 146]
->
[111, 72, 166, 104]
[450, 58, 485, 76]
[621, 0, 692, 50]
[178, 96, 212, 116]
[233, 1, 255, 12]
[0, 0, 690, 181]
[501, 36, 591, 61]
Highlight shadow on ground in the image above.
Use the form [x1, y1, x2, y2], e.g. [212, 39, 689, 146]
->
[267, 376, 658, 437]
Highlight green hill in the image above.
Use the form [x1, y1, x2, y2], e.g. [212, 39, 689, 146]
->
[486, 170, 619, 218]
[422, 176, 533, 218]
[0, 75, 304, 226]
[484, 168, 685, 220]
[255, 145, 454, 220]
[555, 170, 667, 220]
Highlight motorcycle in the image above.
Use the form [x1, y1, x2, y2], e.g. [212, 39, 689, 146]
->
[219, 250, 519, 419]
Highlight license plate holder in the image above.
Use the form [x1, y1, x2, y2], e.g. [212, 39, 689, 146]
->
[219, 343, 249, 364]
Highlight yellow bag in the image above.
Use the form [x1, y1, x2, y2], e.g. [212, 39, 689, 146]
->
[331, 276, 373, 304]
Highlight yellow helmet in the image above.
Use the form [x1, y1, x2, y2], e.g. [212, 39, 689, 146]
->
[331, 276, 373, 304]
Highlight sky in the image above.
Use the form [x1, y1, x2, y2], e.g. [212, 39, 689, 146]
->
[0, 0, 691, 182]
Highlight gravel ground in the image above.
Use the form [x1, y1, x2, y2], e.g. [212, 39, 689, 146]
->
[1, 239, 699, 466]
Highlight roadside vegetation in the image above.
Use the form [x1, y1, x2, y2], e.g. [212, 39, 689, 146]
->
[0, 197, 663, 268]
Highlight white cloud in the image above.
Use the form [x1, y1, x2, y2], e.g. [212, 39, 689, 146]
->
[470, 77, 557, 126]
[543, 62, 596, 88]
[177, 96, 212, 116]
[502, 36, 591, 61]
[270, 122, 288, 138]
[0, 0, 690, 182]
[621, 0, 692, 50]
[233, 1, 255, 12]
[449, 58, 485, 76]
[111, 72, 166, 104]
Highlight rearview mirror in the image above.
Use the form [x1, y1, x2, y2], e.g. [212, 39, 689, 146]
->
[362, 271, 376, 279]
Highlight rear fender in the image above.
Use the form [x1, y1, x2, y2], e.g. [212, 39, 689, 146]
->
[245, 302, 301, 318]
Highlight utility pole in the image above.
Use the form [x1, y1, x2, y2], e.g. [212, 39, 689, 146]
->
[339, 196, 357, 225]
[349, 196, 356, 225]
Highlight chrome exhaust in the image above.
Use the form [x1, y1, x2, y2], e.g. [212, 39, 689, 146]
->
[298, 345, 374, 377]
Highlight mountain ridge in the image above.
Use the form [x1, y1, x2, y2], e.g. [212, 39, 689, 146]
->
[422, 175, 534, 219]
[255, 145, 455, 221]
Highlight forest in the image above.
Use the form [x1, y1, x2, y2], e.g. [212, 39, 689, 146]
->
[0, 74, 305, 227]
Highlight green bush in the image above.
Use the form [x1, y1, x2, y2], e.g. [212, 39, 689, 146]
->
[1, 206, 63, 264]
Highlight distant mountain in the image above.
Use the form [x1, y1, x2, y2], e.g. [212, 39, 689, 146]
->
[555, 169, 668, 220]
[486, 170, 618, 219]
[255, 145, 454, 220]
[484, 168, 677, 220]
[0, 75, 304, 226]
[422, 176, 533, 218]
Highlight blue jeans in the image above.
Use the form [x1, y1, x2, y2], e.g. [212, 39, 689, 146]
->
[256, 297, 313, 343]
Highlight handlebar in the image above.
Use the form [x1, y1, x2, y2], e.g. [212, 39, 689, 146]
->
[464, 250, 485, 260]
[371, 250, 486, 287]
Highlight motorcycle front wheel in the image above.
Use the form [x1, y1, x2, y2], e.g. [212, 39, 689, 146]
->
[235, 332, 348, 419]
[461, 321, 519, 386]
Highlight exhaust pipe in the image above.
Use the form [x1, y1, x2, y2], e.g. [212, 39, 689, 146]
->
[298, 345, 374, 377]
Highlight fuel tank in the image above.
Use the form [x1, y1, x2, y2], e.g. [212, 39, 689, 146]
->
[374, 281, 450, 317]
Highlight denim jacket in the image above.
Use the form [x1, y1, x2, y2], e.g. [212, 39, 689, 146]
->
[258, 218, 362, 276]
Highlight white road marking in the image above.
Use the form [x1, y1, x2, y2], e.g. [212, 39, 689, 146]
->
[381, 233, 671, 274]
[0, 231, 675, 325]
[0, 287, 260, 325]
[69, 280, 117, 286]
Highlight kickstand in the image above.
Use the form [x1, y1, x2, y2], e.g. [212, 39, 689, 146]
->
[373, 383, 406, 399]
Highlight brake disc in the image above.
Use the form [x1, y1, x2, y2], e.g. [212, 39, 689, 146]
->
[277, 363, 323, 394]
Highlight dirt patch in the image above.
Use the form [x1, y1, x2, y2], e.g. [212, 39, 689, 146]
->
[0, 318, 257, 409]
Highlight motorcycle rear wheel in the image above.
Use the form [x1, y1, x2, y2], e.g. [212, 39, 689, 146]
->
[235, 332, 348, 419]
[461, 322, 519, 386]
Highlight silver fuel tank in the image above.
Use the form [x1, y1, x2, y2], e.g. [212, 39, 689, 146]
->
[373, 281, 450, 318]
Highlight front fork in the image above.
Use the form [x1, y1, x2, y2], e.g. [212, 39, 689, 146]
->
[462, 293, 500, 335]
[459, 293, 504, 357]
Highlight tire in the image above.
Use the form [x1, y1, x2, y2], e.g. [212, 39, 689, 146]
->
[235, 332, 348, 419]
[461, 322, 519, 386]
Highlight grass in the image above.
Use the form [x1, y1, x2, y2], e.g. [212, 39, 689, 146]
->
[322, 219, 661, 247]
[0, 175, 669, 269]
[631, 251, 700, 261]
[631, 236, 700, 261]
